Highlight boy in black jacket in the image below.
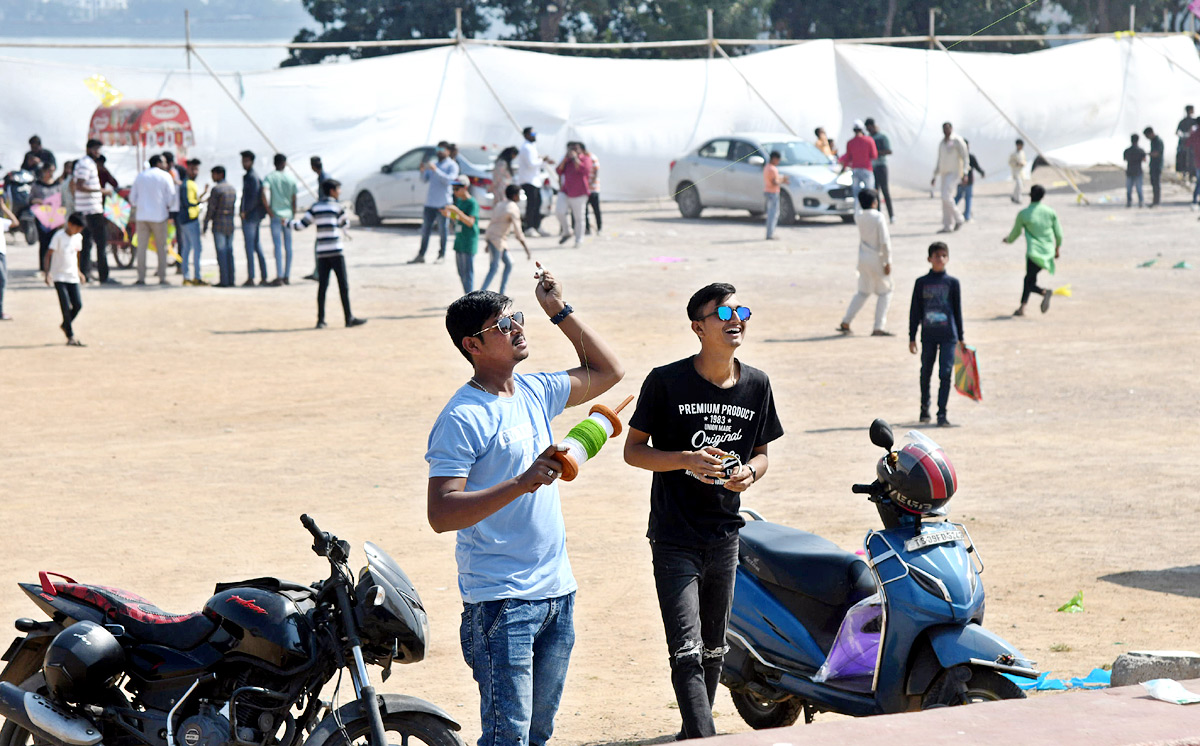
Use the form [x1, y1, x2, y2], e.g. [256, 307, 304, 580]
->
[909, 242, 964, 426]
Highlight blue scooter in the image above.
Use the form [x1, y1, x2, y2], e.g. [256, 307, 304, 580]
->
[722, 419, 1039, 728]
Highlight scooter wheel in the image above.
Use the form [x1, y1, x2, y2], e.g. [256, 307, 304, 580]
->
[730, 690, 803, 729]
[922, 666, 1026, 708]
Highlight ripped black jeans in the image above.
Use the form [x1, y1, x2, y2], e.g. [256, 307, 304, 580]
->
[651, 534, 739, 739]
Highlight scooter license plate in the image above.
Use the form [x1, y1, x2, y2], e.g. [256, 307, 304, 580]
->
[904, 527, 966, 552]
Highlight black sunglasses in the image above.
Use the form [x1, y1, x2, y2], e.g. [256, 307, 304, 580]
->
[701, 305, 752, 322]
[475, 311, 524, 336]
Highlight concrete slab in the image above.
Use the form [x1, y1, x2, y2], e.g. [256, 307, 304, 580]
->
[708, 680, 1200, 746]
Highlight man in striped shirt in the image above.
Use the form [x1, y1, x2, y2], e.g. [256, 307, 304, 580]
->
[290, 179, 366, 329]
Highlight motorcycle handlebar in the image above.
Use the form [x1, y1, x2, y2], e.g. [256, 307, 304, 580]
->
[300, 513, 322, 540]
[851, 483, 876, 494]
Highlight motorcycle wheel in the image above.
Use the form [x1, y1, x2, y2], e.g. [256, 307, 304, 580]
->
[730, 689, 803, 729]
[320, 712, 463, 746]
[921, 667, 1026, 708]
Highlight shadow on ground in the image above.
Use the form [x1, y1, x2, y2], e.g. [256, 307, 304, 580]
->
[1100, 566, 1200, 598]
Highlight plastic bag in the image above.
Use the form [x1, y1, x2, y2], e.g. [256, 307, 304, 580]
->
[1142, 679, 1200, 705]
[954, 344, 982, 401]
[814, 593, 882, 683]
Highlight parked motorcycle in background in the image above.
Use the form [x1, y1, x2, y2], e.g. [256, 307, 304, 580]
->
[722, 419, 1038, 729]
[2, 164, 38, 245]
[0, 515, 463, 746]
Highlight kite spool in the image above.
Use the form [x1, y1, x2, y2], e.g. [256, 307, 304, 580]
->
[554, 395, 634, 481]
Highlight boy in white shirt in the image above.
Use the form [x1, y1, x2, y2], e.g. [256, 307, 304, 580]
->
[1009, 139, 1027, 204]
[837, 188, 893, 336]
[45, 213, 87, 346]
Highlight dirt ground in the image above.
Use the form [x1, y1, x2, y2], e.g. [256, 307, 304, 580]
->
[2, 170, 1198, 745]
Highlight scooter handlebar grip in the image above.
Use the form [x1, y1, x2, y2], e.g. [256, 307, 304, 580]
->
[851, 483, 875, 494]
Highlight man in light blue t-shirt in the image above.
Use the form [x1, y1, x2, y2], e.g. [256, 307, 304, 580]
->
[409, 141, 459, 265]
[425, 265, 623, 746]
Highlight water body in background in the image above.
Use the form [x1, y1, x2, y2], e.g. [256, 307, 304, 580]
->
[0, 37, 293, 72]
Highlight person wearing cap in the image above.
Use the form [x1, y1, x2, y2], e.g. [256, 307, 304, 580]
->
[864, 118, 895, 223]
[838, 121, 878, 216]
[240, 150, 269, 286]
[441, 176, 480, 294]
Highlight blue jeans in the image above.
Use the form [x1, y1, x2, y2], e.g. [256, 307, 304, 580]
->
[0, 253, 7, 316]
[419, 206, 448, 259]
[764, 192, 780, 239]
[480, 240, 513, 294]
[954, 182, 975, 220]
[460, 593, 575, 746]
[179, 221, 202, 280]
[920, 338, 957, 419]
[243, 219, 267, 282]
[1126, 173, 1144, 206]
[851, 168, 875, 214]
[455, 250, 474, 295]
[213, 231, 234, 286]
[269, 215, 293, 279]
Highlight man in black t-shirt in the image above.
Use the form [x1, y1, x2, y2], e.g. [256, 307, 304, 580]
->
[624, 283, 783, 740]
[1122, 134, 1146, 208]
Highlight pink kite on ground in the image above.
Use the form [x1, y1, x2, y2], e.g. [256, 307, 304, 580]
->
[32, 192, 66, 230]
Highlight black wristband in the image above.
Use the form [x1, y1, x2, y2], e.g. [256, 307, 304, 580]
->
[550, 304, 574, 325]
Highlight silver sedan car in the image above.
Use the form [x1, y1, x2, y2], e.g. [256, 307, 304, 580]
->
[353, 144, 497, 226]
[668, 133, 856, 224]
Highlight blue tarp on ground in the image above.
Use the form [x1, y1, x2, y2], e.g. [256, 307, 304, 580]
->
[1002, 668, 1111, 691]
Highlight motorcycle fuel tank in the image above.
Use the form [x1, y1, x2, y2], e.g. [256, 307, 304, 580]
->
[203, 588, 313, 669]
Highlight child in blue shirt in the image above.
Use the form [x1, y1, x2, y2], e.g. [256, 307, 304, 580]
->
[908, 242, 964, 426]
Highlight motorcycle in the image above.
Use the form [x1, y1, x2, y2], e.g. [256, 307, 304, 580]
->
[0, 515, 463, 746]
[721, 419, 1039, 729]
[2, 167, 38, 245]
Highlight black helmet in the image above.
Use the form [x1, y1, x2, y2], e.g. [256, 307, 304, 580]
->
[876, 432, 958, 515]
[43, 621, 124, 703]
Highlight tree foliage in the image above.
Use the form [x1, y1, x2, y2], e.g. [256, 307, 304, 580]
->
[282, 0, 485, 66]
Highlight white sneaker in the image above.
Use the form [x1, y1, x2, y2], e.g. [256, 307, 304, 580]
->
[526, 227, 542, 237]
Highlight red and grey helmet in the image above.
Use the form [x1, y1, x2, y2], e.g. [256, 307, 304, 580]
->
[876, 434, 958, 514]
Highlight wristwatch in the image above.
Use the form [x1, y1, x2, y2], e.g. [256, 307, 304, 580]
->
[550, 304, 574, 325]
[747, 463, 758, 483]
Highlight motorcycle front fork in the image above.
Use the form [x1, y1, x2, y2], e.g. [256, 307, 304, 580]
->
[334, 584, 390, 746]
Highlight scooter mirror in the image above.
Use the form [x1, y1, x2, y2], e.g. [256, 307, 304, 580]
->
[869, 418, 894, 451]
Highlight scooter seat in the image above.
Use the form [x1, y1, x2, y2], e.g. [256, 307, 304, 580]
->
[739, 521, 874, 608]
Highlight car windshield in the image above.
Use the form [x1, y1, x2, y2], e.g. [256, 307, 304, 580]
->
[761, 140, 834, 166]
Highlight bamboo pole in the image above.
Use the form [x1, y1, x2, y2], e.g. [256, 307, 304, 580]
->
[184, 9, 191, 71]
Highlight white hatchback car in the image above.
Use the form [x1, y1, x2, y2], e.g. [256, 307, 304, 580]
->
[668, 133, 856, 224]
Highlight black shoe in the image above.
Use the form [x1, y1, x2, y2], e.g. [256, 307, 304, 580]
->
[407, 256, 425, 264]
[101, 277, 121, 286]
[937, 416, 951, 427]
[1040, 290, 1052, 314]
[242, 279, 256, 287]
[559, 234, 571, 245]
[919, 412, 931, 424]
[304, 273, 318, 281]
[315, 320, 327, 329]
[346, 317, 367, 328]
[434, 254, 445, 264]
[281, 277, 290, 286]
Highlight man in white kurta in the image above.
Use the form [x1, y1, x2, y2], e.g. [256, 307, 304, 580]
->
[838, 188, 893, 335]
[931, 122, 969, 232]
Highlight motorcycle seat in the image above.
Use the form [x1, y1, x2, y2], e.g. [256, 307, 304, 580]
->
[739, 522, 875, 608]
[53, 583, 216, 650]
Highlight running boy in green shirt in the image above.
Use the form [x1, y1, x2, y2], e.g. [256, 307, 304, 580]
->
[1002, 184, 1062, 317]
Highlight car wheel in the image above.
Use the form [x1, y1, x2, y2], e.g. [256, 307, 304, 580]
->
[778, 191, 796, 225]
[747, 210, 764, 217]
[841, 214, 856, 224]
[676, 182, 703, 218]
[355, 192, 381, 227]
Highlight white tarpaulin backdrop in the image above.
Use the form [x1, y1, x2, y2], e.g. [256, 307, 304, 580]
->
[2, 35, 1199, 201]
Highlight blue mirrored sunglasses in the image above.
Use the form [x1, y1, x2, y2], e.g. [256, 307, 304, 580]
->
[704, 305, 751, 322]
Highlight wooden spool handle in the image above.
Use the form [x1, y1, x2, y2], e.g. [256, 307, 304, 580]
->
[613, 395, 634, 415]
